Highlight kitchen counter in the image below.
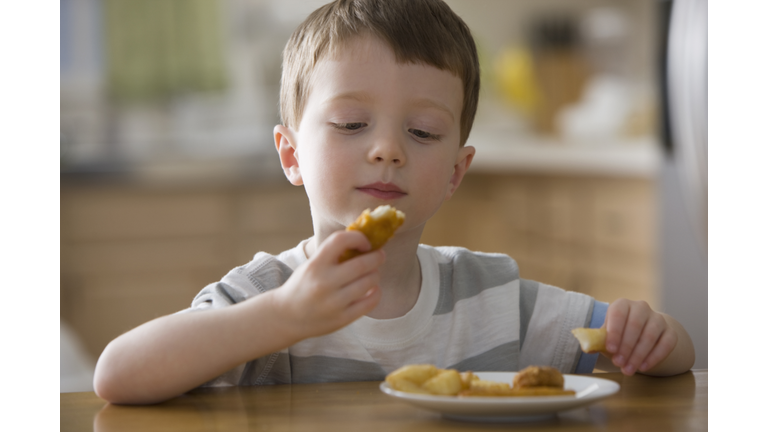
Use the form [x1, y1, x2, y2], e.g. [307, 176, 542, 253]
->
[467, 132, 662, 178]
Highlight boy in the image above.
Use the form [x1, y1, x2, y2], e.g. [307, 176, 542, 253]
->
[94, 0, 695, 405]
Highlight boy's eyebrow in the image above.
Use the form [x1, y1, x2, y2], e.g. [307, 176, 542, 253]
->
[324, 91, 374, 105]
[409, 98, 456, 122]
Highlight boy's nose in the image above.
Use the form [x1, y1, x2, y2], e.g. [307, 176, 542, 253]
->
[368, 135, 406, 166]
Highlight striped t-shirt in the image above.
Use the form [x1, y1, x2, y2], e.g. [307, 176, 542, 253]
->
[182, 240, 607, 387]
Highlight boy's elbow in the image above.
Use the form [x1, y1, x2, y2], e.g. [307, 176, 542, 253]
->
[93, 363, 149, 405]
[93, 367, 116, 403]
[93, 344, 124, 403]
[93, 342, 143, 404]
[93, 341, 182, 405]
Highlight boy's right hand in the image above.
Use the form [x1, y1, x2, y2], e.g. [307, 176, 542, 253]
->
[93, 231, 384, 405]
[272, 230, 385, 341]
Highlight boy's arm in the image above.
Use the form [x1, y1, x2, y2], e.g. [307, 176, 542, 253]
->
[94, 231, 384, 405]
[596, 300, 695, 376]
[94, 292, 296, 405]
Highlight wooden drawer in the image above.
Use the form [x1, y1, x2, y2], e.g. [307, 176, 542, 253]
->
[61, 187, 231, 242]
[236, 186, 313, 235]
[62, 271, 220, 358]
[590, 179, 656, 254]
[63, 237, 233, 276]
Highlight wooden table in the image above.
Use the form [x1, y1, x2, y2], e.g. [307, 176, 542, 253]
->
[61, 370, 707, 431]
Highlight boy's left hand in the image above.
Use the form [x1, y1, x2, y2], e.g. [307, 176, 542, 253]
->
[604, 299, 678, 376]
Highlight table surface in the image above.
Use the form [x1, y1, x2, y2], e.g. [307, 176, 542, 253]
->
[61, 370, 707, 432]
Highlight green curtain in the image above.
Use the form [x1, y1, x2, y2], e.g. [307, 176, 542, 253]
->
[105, 0, 227, 103]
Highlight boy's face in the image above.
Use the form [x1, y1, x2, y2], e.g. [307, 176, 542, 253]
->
[275, 35, 474, 236]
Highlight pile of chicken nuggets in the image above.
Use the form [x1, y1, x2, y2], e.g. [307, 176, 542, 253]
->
[385, 364, 575, 397]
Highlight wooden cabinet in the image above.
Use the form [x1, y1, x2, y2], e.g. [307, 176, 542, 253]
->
[61, 173, 656, 359]
[60, 180, 314, 359]
[422, 173, 658, 307]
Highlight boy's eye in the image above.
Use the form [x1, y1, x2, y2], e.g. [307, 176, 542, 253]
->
[332, 122, 366, 131]
[409, 128, 440, 141]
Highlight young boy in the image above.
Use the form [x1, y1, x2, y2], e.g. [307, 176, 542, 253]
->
[94, 0, 695, 405]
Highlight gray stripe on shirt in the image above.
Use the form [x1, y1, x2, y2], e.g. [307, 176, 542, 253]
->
[190, 254, 294, 309]
[433, 251, 520, 315]
[519, 279, 539, 350]
[447, 340, 520, 372]
[583, 300, 595, 328]
[289, 355, 387, 383]
[240, 352, 286, 385]
[213, 282, 244, 304]
[244, 255, 294, 293]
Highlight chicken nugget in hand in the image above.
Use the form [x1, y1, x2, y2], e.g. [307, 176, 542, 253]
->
[339, 205, 405, 262]
[571, 327, 608, 354]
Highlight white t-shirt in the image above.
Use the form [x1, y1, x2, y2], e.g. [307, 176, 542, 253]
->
[181, 240, 602, 386]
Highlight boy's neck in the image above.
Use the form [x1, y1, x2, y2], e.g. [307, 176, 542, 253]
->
[305, 226, 424, 320]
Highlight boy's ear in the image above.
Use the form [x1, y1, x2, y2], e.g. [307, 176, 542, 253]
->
[445, 145, 475, 200]
[274, 125, 303, 186]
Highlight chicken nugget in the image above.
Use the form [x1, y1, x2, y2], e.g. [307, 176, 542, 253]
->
[571, 327, 608, 354]
[339, 205, 405, 262]
[385, 364, 439, 389]
[459, 371, 476, 390]
[387, 379, 433, 395]
[458, 379, 516, 397]
[422, 369, 462, 396]
[513, 366, 565, 389]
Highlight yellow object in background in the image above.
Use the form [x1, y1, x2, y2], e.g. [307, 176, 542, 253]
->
[494, 47, 541, 115]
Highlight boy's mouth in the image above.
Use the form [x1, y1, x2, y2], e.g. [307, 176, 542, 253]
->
[357, 182, 407, 200]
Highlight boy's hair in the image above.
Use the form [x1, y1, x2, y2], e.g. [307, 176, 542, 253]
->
[280, 0, 480, 146]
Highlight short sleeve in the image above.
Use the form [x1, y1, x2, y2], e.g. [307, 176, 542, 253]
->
[518, 282, 595, 373]
[176, 252, 294, 314]
[173, 253, 296, 387]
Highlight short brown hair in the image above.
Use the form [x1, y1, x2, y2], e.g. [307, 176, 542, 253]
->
[279, 0, 480, 146]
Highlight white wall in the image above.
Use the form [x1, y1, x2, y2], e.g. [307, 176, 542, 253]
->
[659, 158, 708, 369]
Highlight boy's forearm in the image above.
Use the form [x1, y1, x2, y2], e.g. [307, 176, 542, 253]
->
[639, 313, 695, 376]
[94, 290, 297, 404]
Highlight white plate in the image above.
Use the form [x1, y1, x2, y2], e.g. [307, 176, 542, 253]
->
[379, 372, 620, 422]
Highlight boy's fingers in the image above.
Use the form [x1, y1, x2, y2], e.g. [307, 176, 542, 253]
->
[337, 249, 385, 281]
[614, 305, 650, 368]
[605, 300, 629, 354]
[638, 329, 678, 372]
[337, 270, 380, 305]
[342, 286, 381, 321]
[623, 317, 665, 374]
[316, 230, 371, 264]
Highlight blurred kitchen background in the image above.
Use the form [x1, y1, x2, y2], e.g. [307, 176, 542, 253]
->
[60, 0, 707, 391]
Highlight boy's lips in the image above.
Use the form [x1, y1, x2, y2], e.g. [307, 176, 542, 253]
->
[357, 182, 407, 200]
